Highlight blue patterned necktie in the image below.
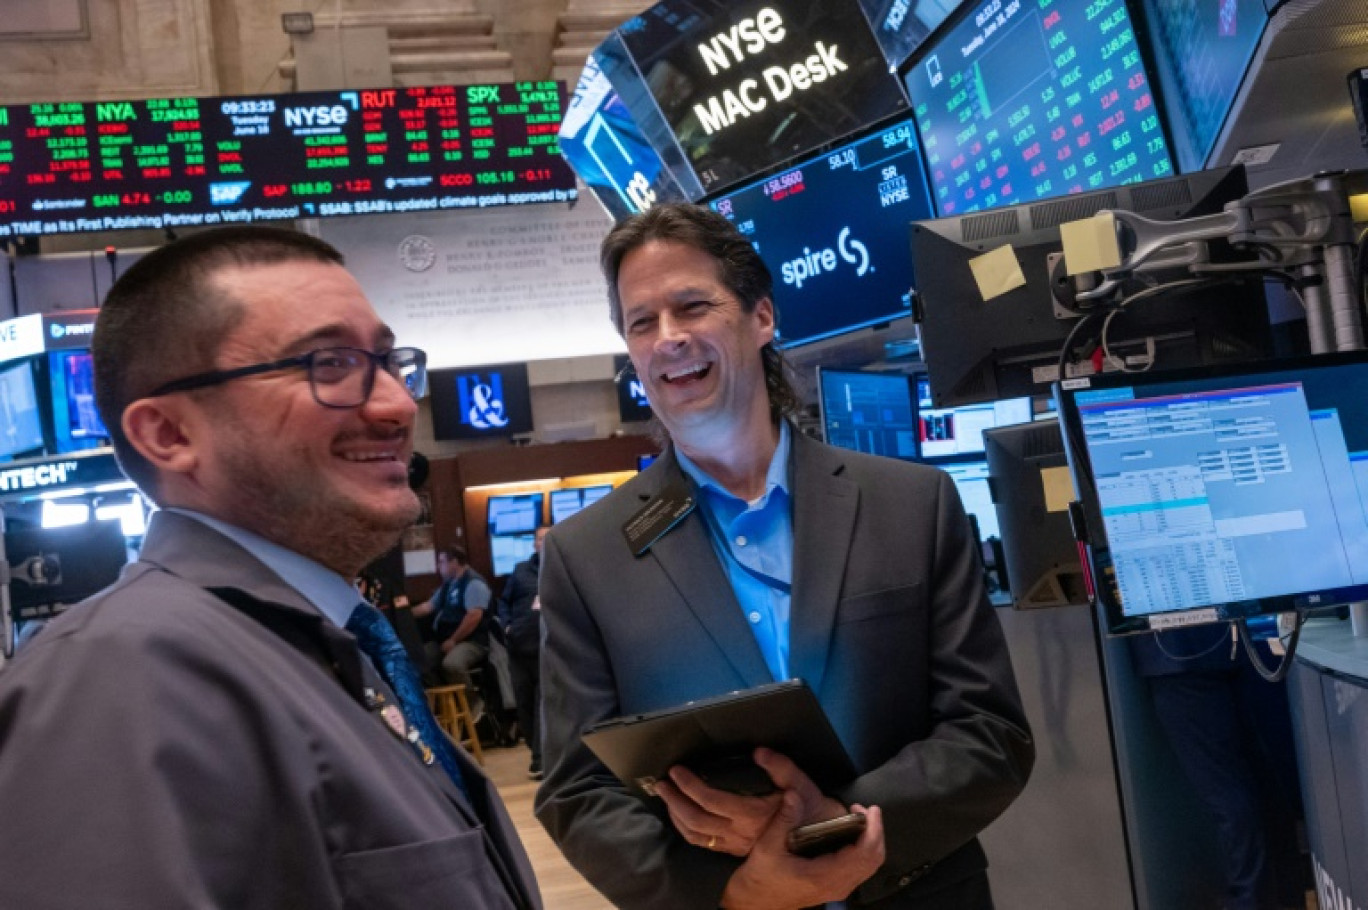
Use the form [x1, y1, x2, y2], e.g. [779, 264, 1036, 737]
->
[346, 602, 471, 803]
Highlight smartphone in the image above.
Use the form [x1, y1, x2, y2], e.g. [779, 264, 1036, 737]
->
[785, 812, 868, 857]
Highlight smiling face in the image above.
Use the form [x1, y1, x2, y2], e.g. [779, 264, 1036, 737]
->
[618, 240, 775, 451]
[178, 260, 420, 575]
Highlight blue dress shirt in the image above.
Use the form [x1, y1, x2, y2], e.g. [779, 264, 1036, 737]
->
[676, 422, 794, 681]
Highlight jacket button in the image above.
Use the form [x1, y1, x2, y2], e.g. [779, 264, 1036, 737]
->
[898, 876, 913, 888]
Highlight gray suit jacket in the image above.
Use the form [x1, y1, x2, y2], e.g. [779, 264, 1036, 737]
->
[535, 432, 1034, 909]
[0, 510, 541, 910]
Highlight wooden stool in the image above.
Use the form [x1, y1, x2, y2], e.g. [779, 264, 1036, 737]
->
[425, 683, 484, 765]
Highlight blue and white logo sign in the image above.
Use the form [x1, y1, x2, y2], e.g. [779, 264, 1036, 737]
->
[458, 374, 510, 430]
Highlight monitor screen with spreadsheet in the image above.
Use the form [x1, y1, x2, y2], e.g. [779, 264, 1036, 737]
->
[817, 368, 919, 462]
[1057, 353, 1368, 634]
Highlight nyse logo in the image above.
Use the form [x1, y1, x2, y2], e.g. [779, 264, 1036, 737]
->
[283, 104, 349, 128]
[458, 374, 510, 430]
[780, 227, 871, 289]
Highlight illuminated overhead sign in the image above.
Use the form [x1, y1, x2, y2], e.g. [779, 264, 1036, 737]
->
[0, 82, 578, 237]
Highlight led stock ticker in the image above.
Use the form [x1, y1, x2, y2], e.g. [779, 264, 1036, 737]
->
[0, 81, 577, 237]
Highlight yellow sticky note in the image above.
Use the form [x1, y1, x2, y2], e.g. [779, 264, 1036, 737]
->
[968, 244, 1027, 301]
[1350, 193, 1368, 225]
[1040, 465, 1077, 513]
[1059, 212, 1121, 276]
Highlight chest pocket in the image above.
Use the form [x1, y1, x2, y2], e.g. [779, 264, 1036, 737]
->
[336, 830, 517, 910]
[834, 582, 924, 625]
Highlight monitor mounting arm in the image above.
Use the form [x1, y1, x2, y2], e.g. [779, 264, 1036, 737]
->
[1077, 171, 1364, 355]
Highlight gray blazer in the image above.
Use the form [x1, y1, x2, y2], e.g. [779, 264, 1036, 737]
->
[0, 510, 541, 910]
[535, 431, 1034, 909]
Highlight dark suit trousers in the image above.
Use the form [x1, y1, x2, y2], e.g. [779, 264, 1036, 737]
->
[509, 648, 541, 764]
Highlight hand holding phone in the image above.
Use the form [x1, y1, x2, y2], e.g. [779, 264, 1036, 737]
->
[785, 812, 868, 857]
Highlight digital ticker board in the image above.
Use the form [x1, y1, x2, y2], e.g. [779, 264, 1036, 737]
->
[904, 0, 1173, 216]
[0, 81, 577, 237]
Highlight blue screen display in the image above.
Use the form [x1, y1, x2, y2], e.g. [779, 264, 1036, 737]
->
[558, 54, 691, 220]
[710, 117, 934, 347]
[487, 493, 544, 536]
[818, 369, 918, 460]
[904, 0, 1174, 215]
[1142, 0, 1269, 172]
[0, 360, 45, 460]
[48, 350, 108, 454]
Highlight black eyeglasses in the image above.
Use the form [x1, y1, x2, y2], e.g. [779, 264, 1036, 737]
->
[146, 346, 429, 409]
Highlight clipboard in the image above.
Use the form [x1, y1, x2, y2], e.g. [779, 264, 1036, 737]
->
[581, 679, 856, 797]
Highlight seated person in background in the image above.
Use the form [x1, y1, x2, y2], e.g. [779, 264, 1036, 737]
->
[535, 203, 1034, 910]
[498, 525, 548, 779]
[413, 545, 491, 715]
[0, 226, 540, 908]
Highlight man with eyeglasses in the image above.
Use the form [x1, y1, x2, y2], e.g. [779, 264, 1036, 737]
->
[0, 226, 542, 909]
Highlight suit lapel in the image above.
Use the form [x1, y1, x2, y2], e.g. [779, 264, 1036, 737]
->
[788, 434, 859, 696]
[641, 449, 774, 688]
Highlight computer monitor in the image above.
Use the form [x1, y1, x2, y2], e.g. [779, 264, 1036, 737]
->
[941, 460, 999, 541]
[1142, 0, 1270, 173]
[550, 485, 613, 524]
[984, 418, 1088, 609]
[915, 375, 1031, 463]
[490, 532, 538, 577]
[1056, 351, 1368, 634]
[709, 115, 934, 347]
[429, 363, 534, 440]
[910, 165, 1271, 407]
[0, 359, 46, 461]
[486, 493, 544, 536]
[637, 453, 658, 471]
[902, 0, 1174, 216]
[817, 368, 918, 461]
[47, 350, 108, 454]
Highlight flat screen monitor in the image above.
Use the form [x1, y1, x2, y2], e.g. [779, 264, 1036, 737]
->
[910, 164, 1270, 407]
[984, 418, 1088, 608]
[429, 362, 534, 440]
[710, 116, 934, 347]
[817, 368, 919, 461]
[941, 459, 999, 540]
[915, 375, 1030, 462]
[615, 354, 653, 423]
[47, 350, 108, 453]
[638, 453, 658, 471]
[490, 532, 537, 577]
[559, 51, 692, 220]
[858, 0, 963, 68]
[486, 493, 544, 536]
[1056, 352, 1368, 634]
[613, 0, 909, 196]
[0, 359, 46, 460]
[550, 484, 613, 524]
[903, 0, 1174, 217]
[1142, 0, 1269, 173]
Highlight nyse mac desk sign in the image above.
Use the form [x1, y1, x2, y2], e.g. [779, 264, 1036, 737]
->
[617, 0, 907, 193]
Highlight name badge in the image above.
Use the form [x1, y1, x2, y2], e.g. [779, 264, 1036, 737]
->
[622, 479, 696, 556]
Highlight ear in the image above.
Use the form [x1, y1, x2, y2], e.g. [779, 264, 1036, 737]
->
[121, 397, 199, 479]
[753, 296, 776, 346]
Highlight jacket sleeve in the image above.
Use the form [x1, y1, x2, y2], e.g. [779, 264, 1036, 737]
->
[533, 533, 740, 910]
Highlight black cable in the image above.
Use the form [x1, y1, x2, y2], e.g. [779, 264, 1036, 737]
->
[1237, 612, 1303, 683]
[1055, 309, 1100, 385]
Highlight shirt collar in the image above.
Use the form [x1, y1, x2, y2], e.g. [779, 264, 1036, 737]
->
[675, 421, 792, 506]
[168, 508, 362, 629]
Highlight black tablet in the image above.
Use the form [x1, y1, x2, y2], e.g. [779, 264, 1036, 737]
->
[581, 679, 856, 798]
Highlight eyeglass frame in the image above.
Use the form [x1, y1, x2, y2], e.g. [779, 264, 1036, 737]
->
[144, 345, 429, 409]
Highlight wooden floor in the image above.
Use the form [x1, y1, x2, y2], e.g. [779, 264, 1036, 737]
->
[483, 742, 614, 910]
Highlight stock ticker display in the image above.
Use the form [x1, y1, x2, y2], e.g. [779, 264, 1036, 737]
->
[710, 117, 933, 347]
[904, 0, 1174, 215]
[0, 82, 577, 237]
